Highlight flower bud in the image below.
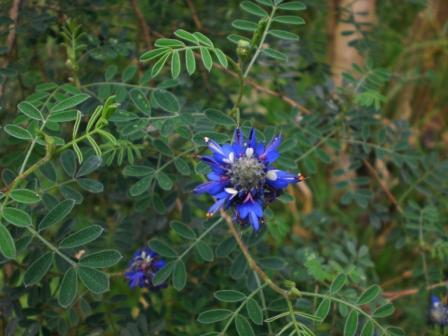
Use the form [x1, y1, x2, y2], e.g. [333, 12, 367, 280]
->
[236, 40, 251, 59]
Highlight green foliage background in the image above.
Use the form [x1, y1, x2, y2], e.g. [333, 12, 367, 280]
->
[0, 0, 447, 335]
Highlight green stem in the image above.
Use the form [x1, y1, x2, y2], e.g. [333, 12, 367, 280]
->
[177, 218, 223, 261]
[28, 227, 77, 267]
[243, 6, 277, 78]
[219, 283, 268, 336]
[299, 291, 389, 335]
[287, 299, 301, 335]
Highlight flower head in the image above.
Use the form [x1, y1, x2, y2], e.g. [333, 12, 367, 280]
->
[430, 295, 448, 326]
[194, 128, 304, 231]
[125, 247, 166, 289]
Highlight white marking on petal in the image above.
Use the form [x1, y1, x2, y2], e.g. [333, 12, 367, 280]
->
[223, 152, 235, 164]
[204, 137, 210, 143]
[225, 188, 238, 195]
[245, 147, 254, 158]
[225, 187, 238, 199]
[266, 170, 278, 181]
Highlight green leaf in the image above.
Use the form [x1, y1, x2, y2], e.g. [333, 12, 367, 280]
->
[77, 178, 104, 193]
[154, 38, 185, 48]
[214, 290, 246, 302]
[170, 221, 196, 239]
[153, 261, 175, 286]
[174, 29, 198, 44]
[78, 266, 109, 294]
[24, 252, 53, 286]
[172, 260, 187, 291]
[235, 315, 254, 336]
[357, 285, 381, 305]
[156, 171, 173, 190]
[205, 108, 235, 126]
[344, 311, 358, 336]
[123, 165, 154, 177]
[18, 101, 43, 121]
[58, 268, 78, 307]
[196, 241, 214, 262]
[79, 249, 122, 268]
[153, 139, 173, 156]
[129, 176, 152, 197]
[386, 327, 405, 336]
[151, 52, 171, 78]
[213, 48, 228, 68]
[255, 0, 273, 6]
[232, 19, 258, 32]
[193, 32, 214, 47]
[241, 1, 269, 16]
[246, 298, 263, 325]
[4, 124, 32, 140]
[171, 50, 181, 79]
[51, 94, 90, 113]
[76, 156, 102, 177]
[373, 303, 395, 318]
[153, 90, 180, 113]
[148, 239, 177, 258]
[268, 29, 299, 40]
[330, 273, 346, 294]
[0, 224, 16, 259]
[360, 320, 374, 336]
[140, 48, 170, 62]
[3, 207, 32, 227]
[185, 48, 196, 75]
[278, 1, 306, 10]
[262, 48, 288, 61]
[197, 309, 232, 324]
[39, 199, 76, 231]
[59, 225, 104, 249]
[200, 47, 213, 71]
[48, 109, 78, 122]
[273, 15, 305, 25]
[215, 237, 236, 257]
[174, 157, 191, 176]
[122, 64, 137, 82]
[129, 89, 150, 114]
[10, 189, 41, 204]
[316, 299, 331, 321]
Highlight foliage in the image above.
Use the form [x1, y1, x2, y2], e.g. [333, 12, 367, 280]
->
[0, 0, 447, 335]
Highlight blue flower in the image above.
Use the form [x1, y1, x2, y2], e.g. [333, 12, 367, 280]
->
[125, 247, 167, 289]
[194, 128, 304, 231]
[430, 295, 448, 326]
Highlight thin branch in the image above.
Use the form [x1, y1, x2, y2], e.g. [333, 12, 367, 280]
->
[363, 159, 403, 214]
[220, 209, 291, 299]
[130, 0, 152, 48]
[185, 0, 203, 30]
[384, 280, 448, 301]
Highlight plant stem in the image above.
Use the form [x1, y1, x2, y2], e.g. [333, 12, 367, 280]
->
[28, 227, 77, 267]
[177, 218, 223, 261]
[220, 210, 290, 299]
[243, 6, 277, 78]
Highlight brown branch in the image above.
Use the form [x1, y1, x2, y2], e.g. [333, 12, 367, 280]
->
[363, 159, 403, 214]
[0, 0, 22, 97]
[384, 280, 448, 301]
[130, 0, 152, 48]
[185, 0, 203, 30]
[220, 209, 291, 299]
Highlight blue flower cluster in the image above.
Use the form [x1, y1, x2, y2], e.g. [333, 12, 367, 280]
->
[125, 248, 166, 289]
[430, 295, 448, 326]
[194, 128, 304, 231]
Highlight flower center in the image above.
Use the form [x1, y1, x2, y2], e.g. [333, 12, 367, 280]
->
[229, 156, 265, 190]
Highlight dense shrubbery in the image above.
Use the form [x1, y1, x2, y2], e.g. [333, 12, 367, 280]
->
[0, 0, 447, 335]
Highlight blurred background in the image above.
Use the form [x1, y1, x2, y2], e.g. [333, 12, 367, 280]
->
[1, 0, 447, 335]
